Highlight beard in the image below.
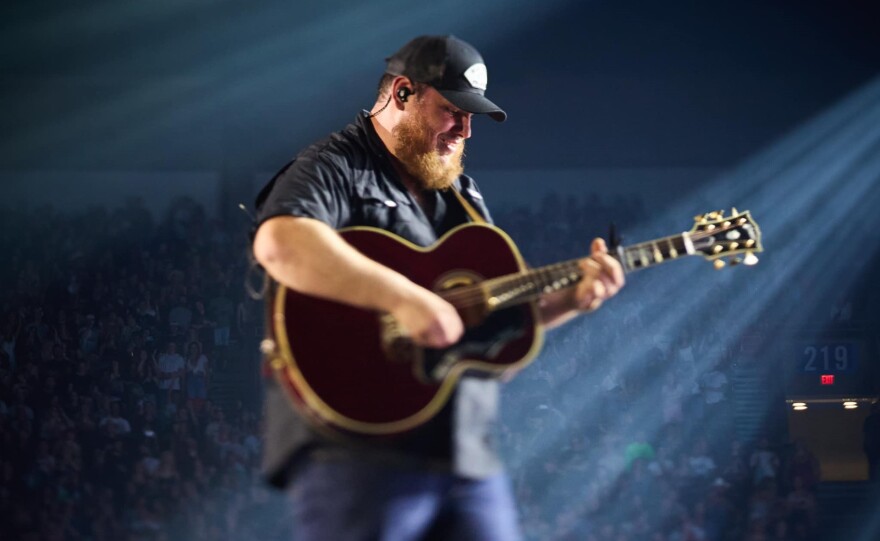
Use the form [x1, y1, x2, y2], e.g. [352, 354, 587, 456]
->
[392, 109, 464, 191]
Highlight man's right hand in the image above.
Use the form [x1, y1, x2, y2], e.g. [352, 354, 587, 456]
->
[389, 286, 464, 348]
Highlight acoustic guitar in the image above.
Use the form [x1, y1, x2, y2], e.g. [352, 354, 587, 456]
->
[263, 209, 762, 436]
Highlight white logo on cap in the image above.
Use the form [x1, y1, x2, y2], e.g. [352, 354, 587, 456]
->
[463, 63, 487, 91]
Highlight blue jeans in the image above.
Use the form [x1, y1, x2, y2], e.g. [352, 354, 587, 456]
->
[290, 450, 521, 541]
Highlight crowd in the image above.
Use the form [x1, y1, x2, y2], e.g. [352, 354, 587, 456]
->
[0, 198, 274, 540]
[499, 321, 822, 541]
[0, 192, 837, 540]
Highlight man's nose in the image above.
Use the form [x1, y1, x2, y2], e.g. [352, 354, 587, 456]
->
[456, 113, 472, 139]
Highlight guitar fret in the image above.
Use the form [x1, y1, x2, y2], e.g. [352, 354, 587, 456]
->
[638, 246, 649, 268]
[667, 237, 678, 258]
[681, 232, 695, 255]
[540, 267, 553, 293]
[532, 268, 546, 295]
[653, 241, 663, 263]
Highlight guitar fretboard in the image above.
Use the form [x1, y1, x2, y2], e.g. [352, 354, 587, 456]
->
[477, 233, 693, 311]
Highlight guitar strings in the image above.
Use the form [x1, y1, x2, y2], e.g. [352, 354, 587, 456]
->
[437, 261, 583, 309]
[430, 220, 750, 310]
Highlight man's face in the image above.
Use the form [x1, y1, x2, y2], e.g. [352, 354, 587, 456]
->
[392, 86, 472, 190]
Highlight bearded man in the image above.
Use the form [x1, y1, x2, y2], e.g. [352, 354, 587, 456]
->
[252, 35, 624, 541]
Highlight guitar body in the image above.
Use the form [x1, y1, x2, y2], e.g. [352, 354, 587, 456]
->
[268, 223, 544, 436]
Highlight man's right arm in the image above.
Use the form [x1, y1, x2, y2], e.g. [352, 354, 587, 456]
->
[253, 215, 463, 348]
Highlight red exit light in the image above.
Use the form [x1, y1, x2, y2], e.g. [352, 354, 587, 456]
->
[820, 374, 835, 385]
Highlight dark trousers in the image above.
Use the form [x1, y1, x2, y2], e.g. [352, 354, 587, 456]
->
[289, 451, 521, 541]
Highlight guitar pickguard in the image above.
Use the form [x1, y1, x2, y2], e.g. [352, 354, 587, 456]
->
[417, 307, 527, 383]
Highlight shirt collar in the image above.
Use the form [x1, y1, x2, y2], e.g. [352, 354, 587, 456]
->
[357, 111, 391, 160]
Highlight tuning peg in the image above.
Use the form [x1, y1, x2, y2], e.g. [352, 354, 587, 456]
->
[713, 259, 725, 270]
[743, 252, 759, 266]
[694, 214, 706, 223]
[731, 207, 739, 215]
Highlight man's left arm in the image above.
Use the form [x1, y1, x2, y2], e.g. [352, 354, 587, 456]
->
[538, 238, 625, 329]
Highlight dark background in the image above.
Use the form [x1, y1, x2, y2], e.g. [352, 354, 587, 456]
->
[2, 0, 879, 173]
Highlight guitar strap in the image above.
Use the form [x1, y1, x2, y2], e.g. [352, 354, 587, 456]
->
[451, 185, 487, 225]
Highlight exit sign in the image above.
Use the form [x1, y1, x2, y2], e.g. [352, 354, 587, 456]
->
[786, 336, 872, 397]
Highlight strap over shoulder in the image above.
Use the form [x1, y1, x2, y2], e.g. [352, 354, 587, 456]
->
[451, 184, 487, 224]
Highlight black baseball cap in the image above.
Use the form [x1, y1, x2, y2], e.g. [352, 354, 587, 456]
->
[385, 35, 507, 122]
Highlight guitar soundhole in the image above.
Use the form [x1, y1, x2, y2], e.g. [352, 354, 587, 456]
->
[434, 271, 487, 328]
[435, 270, 481, 290]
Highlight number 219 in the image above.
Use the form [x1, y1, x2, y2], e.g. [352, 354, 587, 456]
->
[803, 345, 848, 371]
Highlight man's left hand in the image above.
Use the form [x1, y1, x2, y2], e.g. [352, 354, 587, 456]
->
[572, 238, 625, 312]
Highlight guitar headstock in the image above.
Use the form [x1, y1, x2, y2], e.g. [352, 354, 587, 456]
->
[689, 208, 763, 269]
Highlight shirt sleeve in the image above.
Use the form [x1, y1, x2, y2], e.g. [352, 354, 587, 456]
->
[256, 155, 351, 229]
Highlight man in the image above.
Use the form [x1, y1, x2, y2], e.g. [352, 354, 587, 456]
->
[98, 399, 132, 437]
[155, 341, 184, 404]
[252, 35, 624, 541]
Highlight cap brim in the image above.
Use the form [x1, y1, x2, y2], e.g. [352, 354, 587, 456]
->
[437, 89, 507, 122]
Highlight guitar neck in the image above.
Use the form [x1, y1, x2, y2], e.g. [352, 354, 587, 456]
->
[481, 232, 694, 311]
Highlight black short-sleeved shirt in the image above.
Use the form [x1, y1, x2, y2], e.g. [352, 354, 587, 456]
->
[256, 111, 502, 487]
